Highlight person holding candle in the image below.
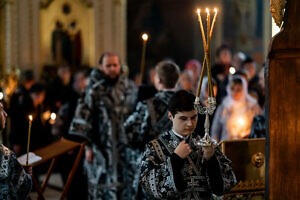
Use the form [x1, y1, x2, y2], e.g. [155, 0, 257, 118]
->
[0, 103, 32, 199]
[139, 90, 237, 199]
[211, 75, 261, 142]
[10, 83, 53, 156]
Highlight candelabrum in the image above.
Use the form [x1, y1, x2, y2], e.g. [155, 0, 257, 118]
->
[194, 97, 217, 147]
[193, 8, 218, 147]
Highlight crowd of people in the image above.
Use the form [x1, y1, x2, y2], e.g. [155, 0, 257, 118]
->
[0, 44, 266, 199]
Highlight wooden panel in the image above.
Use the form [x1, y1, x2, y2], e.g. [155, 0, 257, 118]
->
[267, 1, 300, 198]
[268, 58, 300, 199]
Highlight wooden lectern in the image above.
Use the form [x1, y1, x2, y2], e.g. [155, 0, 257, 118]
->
[220, 138, 265, 199]
[25, 138, 85, 200]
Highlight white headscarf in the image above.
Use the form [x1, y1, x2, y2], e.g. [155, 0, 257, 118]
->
[222, 75, 257, 109]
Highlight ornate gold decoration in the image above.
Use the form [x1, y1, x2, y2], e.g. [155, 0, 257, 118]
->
[251, 152, 265, 168]
[231, 179, 265, 192]
[270, 0, 287, 27]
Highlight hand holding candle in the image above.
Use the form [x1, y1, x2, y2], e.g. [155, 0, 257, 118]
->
[26, 115, 33, 166]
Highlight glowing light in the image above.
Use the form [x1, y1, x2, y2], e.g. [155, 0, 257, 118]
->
[229, 67, 236, 74]
[0, 92, 3, 100]
[50, 113, 56, 120]
[28, 115, 33, 121]
[206, 8, 210, 14]
[238, 117, 246, 127]
[214, 8, 218, 13]
[142, 33, 148, 41]
[196, 8, 200, 15]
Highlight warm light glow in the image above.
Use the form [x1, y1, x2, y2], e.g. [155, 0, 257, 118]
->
[206, 8, 210, 14]
[272, 18, 281, 37]
[229, 67, 236, 74]
[142, 33, 148, 41]
[28, 115, 33, 121]
[0, 92, 3, 100]
[50, 113, 56, 120]
[196, 8, 200, 15]
[214, 8, 218, 13]
[238, 117, 246, 127]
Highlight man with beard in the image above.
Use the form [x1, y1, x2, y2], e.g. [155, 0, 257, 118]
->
[69, 52, 137, 199]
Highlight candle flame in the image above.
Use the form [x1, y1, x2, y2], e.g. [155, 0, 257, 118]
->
[229, 67, 236, 74]
[142, 33, 148, 41]
[28, 115, 33, 121]
[206, 8, 210, 14]
[238, 117, 246, 126]
[0, 92, 3, 100]
[196, 8, 200, 15]
[50, 113, 56, 120]
[214, 8, 218, 13]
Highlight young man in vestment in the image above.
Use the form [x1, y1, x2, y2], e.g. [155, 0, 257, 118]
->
[140, 90, 237, 199]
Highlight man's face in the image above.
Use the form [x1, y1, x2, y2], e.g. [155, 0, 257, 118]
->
[100, 55, 121, 79]
[219, 49, 232, 65]
[169, 110, 198, 137]
[31, 92, 45, 106]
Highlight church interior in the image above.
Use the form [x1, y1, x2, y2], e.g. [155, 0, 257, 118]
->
[0, 0, 299, 199]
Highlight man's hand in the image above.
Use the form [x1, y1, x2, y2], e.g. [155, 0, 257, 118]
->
[23, 166, 32, 176]
[202, 144, 216, 160]
[174, 141, 191, 159]
[85, 148, 94, 163]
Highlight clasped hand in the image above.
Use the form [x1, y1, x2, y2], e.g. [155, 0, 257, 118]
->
[174, 141, 215, 160]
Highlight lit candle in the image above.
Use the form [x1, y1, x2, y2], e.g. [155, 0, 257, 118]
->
[26, 115, 33, 166]
[140, 33, 149, 84]
[196, 9, 207, 49]
[206, 8, 210, 49]
[50, 112, 56, 120]
[210, 8, 218, 38]
[49, 112, 56, 125]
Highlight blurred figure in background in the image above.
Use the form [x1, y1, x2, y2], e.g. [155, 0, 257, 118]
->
[184, 59, 202, 90]
[9, 70, 35, 121]
[242, 57, 257, 81]
[178, 70, 194, 92]
[46, 65, 73, 111]
[52, 70, 89, 200]
[10, 83, 52, 156]
[124, 60, 180, 151]
[212, 45, 233, 104]
[52, 70, 89, 139]
[211, 76, 261, 142]
[232, 51, 246, 70]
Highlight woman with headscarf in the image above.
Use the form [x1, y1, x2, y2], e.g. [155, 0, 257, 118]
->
[211, 75, 261, 142]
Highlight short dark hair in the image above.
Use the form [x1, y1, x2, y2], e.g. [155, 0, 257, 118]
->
[241, 56, 254, 68]
[230, 76, 243, 86]
[168, 90, 195, 116]
[216, 44, 231, 57]
[21, 70, 34, 82]
[98, 52, 121, 65]
[29, 83, 45, 94]
[156, 61, 180, 88]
